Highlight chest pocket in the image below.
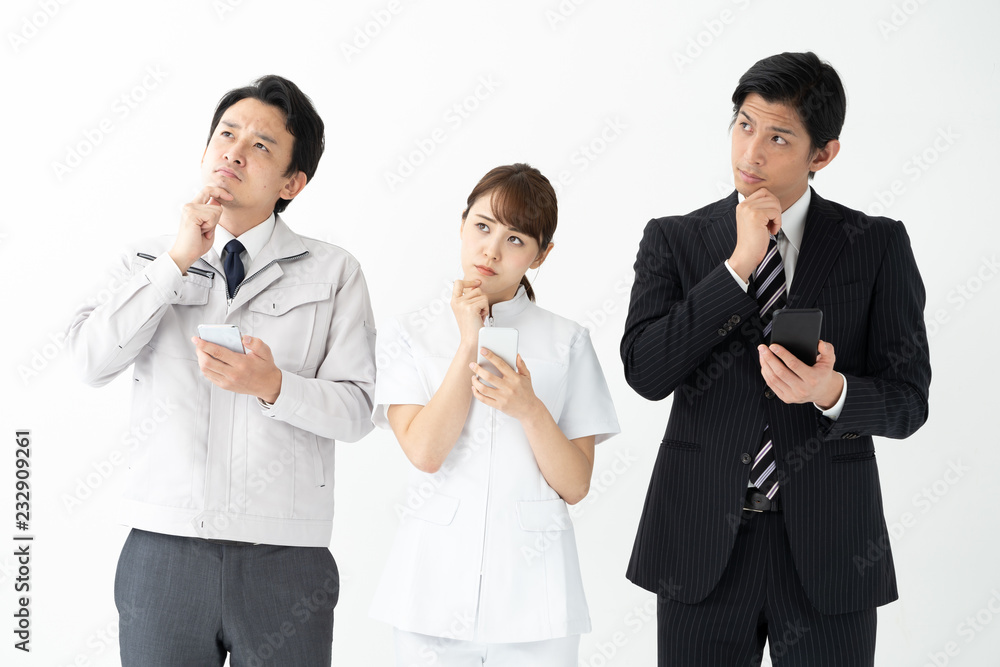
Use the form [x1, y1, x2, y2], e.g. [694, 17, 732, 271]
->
[249, 283, 331, 372]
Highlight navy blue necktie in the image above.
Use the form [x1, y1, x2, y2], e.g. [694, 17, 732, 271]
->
[223, 239, 245, 299]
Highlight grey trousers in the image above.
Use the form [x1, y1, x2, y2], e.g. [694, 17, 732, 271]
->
[115, 528, 339, 667]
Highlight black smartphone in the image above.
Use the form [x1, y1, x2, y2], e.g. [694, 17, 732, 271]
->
[770, 308, 823, 366]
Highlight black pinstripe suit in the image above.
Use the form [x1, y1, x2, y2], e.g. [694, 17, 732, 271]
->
[621, 189, 931, 663]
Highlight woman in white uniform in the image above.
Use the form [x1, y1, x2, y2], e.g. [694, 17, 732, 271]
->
[370, 163, 620, 666]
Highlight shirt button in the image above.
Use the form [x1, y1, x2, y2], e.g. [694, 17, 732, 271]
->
[741, 453, 752, 465]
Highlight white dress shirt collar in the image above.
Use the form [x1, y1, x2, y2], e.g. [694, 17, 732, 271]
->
[213, 213, 276, 264]
[735, 186, 811, 249]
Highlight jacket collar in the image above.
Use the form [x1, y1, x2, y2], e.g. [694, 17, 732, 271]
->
[489, 285, 531, 321]
[193, 214, 310, 310]
[195, 213, 306, 276]
[243, 214, 309, 276]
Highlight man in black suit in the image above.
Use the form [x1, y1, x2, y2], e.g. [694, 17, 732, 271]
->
[621, 52, 931, 665]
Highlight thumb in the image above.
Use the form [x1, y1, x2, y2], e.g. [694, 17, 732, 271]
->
[515, 354, 528, 376]
[243, 336, 271, 359]
[815, 340, 834, 366]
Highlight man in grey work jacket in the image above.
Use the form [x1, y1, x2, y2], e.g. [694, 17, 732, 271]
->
[68, 75, 377, 666]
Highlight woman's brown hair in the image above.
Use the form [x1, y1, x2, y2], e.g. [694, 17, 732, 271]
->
[461, 163, 557, 302]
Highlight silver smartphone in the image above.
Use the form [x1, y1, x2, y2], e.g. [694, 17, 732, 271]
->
[477, 327, 518, 388]
[197, 324, 245, 354]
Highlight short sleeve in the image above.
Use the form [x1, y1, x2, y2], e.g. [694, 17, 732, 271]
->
[372, 316, 430, 430]
[557, 328, 621, 444]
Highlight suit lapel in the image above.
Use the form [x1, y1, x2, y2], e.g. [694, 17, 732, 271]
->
[786, 189, 847, 309]
[698, 192, 739, 267]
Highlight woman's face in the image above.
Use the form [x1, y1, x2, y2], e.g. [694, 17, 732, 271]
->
[460, 190, 551, 305]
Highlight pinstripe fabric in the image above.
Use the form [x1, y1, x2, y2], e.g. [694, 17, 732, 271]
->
[620, 189, 931, 620]
[656, 512, 876, 666]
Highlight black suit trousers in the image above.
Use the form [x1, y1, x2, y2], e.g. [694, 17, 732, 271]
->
[656, 510, 876, 666]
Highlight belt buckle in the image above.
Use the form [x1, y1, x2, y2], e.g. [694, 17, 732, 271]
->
[744, 491, 771, 512]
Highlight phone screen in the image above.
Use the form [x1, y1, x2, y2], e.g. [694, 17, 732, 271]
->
[770, 309, 823, 366]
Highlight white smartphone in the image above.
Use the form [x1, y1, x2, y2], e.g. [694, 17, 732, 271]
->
[477, 327, 518, 388]
[197, 324, 245, 354]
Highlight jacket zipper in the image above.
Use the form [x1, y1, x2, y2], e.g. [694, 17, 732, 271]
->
[230, 251, 309, 300]
[474, 314, 497, 638]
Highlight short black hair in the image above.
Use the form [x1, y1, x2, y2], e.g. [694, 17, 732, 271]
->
[207, 75, 325, 214]
[731, 52, 846, 176]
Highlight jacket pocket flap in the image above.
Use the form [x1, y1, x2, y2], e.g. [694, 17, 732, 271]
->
[817, 281, 867, 304]
[177, 280, 211, 306]
[249, 283, 331, 316]
[411, 492, 460, 526]
[660, 439, 701, 451]
[517, 498, 571, 532]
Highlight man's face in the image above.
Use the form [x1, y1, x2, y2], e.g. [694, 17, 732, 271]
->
[201, 98, 303, 216]
[731, 93, 834, 210]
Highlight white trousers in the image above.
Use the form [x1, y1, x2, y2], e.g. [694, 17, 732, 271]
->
[394, 628, 579, 667]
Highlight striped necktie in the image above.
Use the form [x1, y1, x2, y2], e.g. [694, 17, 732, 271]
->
[749, 234, 786, 499]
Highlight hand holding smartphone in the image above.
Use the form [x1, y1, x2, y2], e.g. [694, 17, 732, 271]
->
[770, 309, 823, 366]
[476, 328, 518, 388]
[197, 324, 245, 354]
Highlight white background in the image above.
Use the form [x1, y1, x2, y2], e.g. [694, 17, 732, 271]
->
[1, 0, 997, 665]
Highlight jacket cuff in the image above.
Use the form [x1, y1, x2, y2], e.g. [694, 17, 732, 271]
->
[259, 369, 302, 421]
[814, 373, 847, 420]
[818, 372, 870, 440]
[724, 259, 750, 292]
[144, 254, 187, 305]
